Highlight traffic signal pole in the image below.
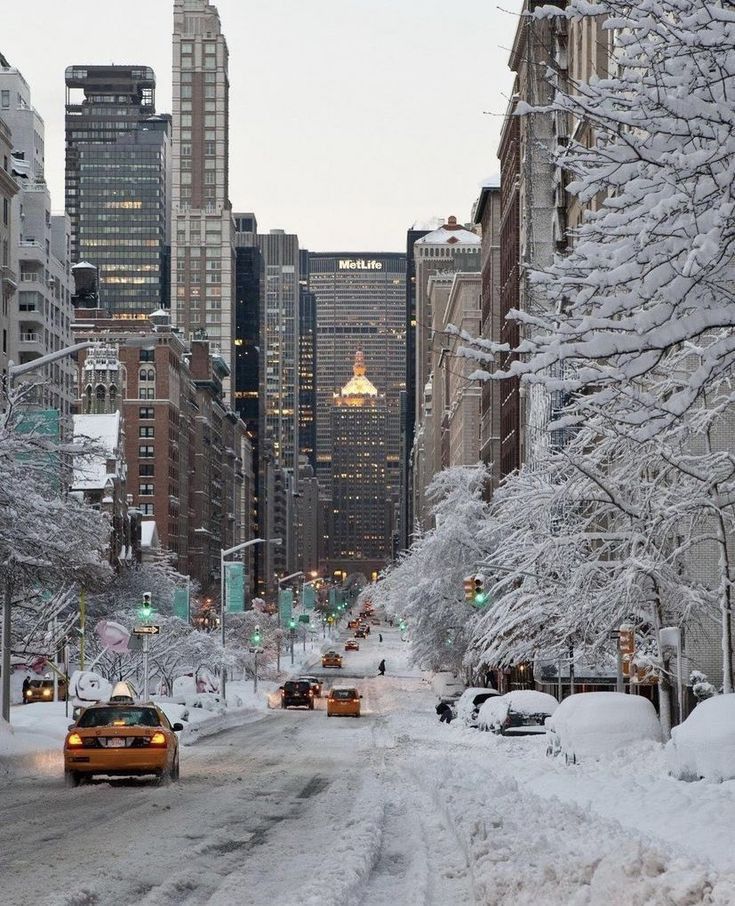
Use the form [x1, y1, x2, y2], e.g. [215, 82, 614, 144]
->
[142, 633, 150, 702]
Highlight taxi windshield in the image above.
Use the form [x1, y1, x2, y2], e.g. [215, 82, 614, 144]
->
[332, 690, 357, 700]
[77, 707, 161, 728]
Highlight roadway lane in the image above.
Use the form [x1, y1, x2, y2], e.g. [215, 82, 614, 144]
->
[0, 620, 475, 906]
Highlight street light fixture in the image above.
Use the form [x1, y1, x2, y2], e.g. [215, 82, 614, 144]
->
[220, 537, 281, 700]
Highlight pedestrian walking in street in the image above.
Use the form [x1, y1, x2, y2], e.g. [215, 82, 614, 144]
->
[378, 659, 386, 676]
[379, 633, 383, 643]
[436, 701, 453, 724]
[22, 676, 31, 703]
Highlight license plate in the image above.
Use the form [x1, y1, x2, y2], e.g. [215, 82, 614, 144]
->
[107, 737, 126, 748]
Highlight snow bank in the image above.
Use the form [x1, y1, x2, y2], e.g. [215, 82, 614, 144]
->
[546, 692, 662, 762]
[667, 694, 735, 782]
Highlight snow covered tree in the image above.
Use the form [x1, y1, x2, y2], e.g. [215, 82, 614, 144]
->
[371, 465, 495, 674]
[456, 0, 735, 438]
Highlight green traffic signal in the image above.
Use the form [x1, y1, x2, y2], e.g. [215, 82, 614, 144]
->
[289, 617, 296, 629]
[139, 592, 153, 620]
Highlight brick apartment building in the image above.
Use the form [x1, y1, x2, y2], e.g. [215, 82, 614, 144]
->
[72, 306, 253, 595]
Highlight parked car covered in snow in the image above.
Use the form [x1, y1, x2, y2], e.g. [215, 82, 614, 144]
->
[477, 690, 559, 735]
[666, 694, 735, 782]
[454, 687, 501, 727]
[545, 692, 662, 764]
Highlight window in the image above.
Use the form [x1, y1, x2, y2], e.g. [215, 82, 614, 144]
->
[139, 445, 154, 458]
[142, 387, 155, 400]
[140, 504, 154, 516]
[139, 483, 154, 496]
[139, 368, 155, 382]
[139, 407, 154, 419]
[181, 85, 192, 99]
[139, 426, 155, 438]
[0, 90, 8, 108]
[139, 463, 155, 477]
[139, 349, 155, 362]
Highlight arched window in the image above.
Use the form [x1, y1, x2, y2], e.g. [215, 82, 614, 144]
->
[85, 384, 93, 414]
[109, 385, 117, 404]
[96, 384, 106, 402]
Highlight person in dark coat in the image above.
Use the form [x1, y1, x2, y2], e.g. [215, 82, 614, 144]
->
[22, 676, 31, 703]
[378, 659, 386, 676]
[436, 701, 453, 724]
[379, 633, 383, 643]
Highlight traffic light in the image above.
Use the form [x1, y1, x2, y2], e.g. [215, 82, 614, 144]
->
[139, 592, 153, 621]
[463, 577, 474, 602]
[289, 616, 297, 630]
[473, 576, 488, 607]
[399, 619, 407, 631]
[251, 625, 261, 646]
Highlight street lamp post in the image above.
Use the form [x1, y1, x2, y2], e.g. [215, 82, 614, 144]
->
[1, 343, 93, 723]
[220, 537, 281, 701]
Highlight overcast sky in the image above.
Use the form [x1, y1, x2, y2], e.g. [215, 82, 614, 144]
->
[3, 0, 519, 252]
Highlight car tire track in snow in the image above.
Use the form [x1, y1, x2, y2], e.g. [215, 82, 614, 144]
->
[352, 762, 476, 906]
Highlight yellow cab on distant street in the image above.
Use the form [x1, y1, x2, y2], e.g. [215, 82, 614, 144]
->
[327, 686, 362, 718]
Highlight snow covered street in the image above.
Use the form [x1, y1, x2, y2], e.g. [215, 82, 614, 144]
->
[2, 626, 735, 905]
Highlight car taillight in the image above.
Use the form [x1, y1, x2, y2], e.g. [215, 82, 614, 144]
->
[149, 732, 167, 747]
[67, 733, 83, 747]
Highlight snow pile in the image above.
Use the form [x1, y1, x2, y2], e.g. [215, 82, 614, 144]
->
[477, 690, 558, 733]
[546, 692, 662, 762]
[667, 694, 735, 782]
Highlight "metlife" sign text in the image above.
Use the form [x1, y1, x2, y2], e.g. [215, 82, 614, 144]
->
[338, 259, 384, 271]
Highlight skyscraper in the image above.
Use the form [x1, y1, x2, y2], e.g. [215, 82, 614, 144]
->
[308, 252, 406, 504]
[2, 56, 74, 414]
[234, 212, 263, 590]
[257, 229, 300, 473]
[329, 351, 388, 578]
[171, 0, 235, 397]
[299, 249, 316, 473]
[65, 65, 162, 264]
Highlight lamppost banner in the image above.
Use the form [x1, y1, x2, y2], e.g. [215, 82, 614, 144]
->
[302, 585, 316, 610]
[278, 589, 293, 623]
[225, 563, 245, 613]
[173, 587, 189, 620]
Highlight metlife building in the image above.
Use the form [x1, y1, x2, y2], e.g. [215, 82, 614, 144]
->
[308, 252, 407, 507]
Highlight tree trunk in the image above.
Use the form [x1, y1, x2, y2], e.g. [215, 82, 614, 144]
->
[650, 587, 672, 741]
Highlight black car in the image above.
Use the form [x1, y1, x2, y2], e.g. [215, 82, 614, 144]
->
[281, 680, 314, 710]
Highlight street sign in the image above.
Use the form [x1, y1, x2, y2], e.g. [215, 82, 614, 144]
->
[248, 646, 265, 654]
[133, 625, 160, 635]
[299, 614, 310, 623]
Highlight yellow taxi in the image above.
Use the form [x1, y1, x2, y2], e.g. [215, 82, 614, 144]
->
[64, 694, 183, 786]
[24, 677, 68, 703]
[321, 650, 343, 668]
[327, 686, 361, 718]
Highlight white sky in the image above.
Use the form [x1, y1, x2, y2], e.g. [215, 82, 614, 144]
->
[2, 0, 519, 252]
